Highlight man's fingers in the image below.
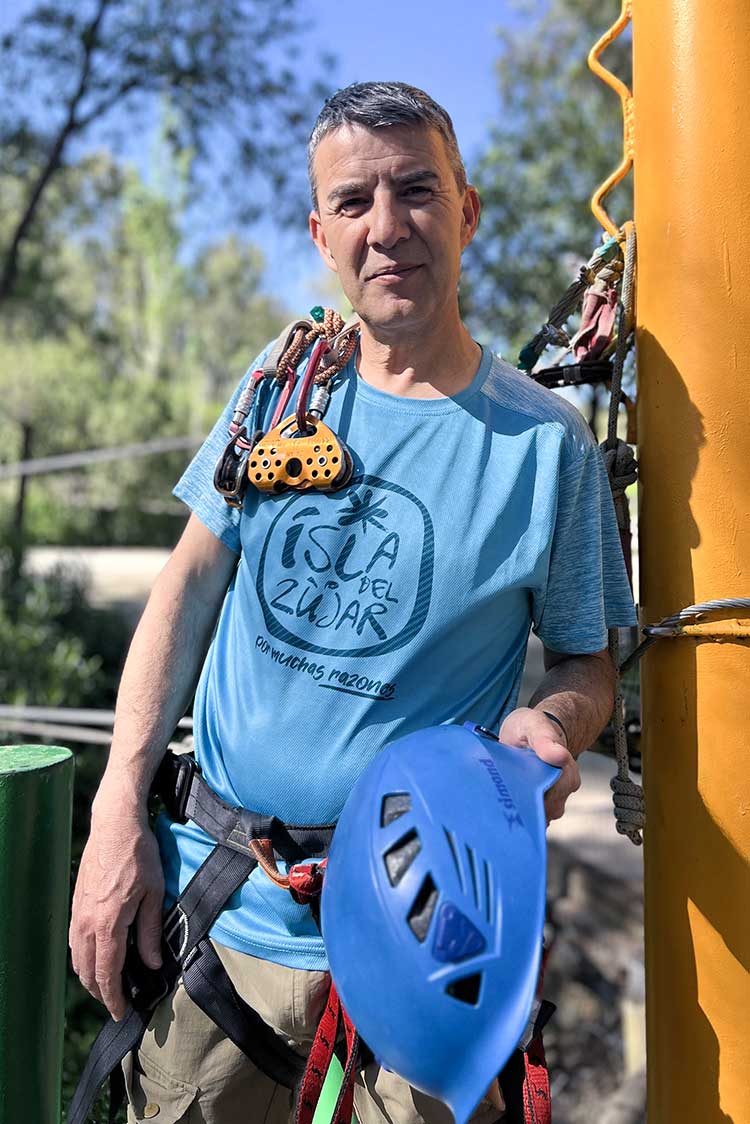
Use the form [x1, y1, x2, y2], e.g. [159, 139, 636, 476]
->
[95, 925, 129, 1021]
[136, 889, 164, 970]
[70, 922, 103, 1004]
[544, 758, 581, 822]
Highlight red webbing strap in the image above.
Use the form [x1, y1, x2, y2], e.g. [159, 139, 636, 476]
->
[519, 942, 553, 1124]
[330, 998, 358, 1124]
[521, 1032, 551, 1124]
[295, 981, 358, 1124]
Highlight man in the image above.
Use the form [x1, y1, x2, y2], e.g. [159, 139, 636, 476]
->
[70, 82, 635, 1123]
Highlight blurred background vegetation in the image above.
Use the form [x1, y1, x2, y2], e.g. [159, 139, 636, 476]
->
[0, 0, 631, 1118]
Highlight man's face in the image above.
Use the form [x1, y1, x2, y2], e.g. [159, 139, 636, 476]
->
[309, 123, 480, 336]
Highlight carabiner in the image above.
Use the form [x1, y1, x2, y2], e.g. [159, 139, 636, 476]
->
[213, 427, 252, 508]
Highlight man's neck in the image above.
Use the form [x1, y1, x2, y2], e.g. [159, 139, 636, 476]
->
[356, 310, 482, 400]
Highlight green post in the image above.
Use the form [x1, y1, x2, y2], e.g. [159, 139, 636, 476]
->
[0, 745, 74, 1124]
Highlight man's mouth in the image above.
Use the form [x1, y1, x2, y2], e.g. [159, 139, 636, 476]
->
[367, 264, 422, 281]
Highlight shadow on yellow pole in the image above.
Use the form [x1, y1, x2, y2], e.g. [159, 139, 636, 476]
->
[633, 2, 750, 1120]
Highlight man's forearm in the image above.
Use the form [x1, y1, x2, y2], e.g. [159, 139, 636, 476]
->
[97, 577, 215, 812]
[528, 651, 616, 758]
[94, 520, 237, 817]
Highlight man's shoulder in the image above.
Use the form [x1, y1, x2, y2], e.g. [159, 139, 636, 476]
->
[480, 351, 595, 464]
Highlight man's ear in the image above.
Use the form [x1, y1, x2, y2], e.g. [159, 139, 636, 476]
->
[460, 185, 481, 251]
[309, 210, 338, 273]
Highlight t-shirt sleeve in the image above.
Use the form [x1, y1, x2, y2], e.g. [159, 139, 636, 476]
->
[173, 348, 270, 554]
[532, 442, 637, 653]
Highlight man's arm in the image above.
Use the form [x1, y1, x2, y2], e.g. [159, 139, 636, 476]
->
[499, 647, 616, 821]
[69, 514, 238, 1020]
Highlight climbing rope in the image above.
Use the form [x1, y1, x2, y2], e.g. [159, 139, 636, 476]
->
[518, 236, 622, 374]
[274, 307, 358, 391]
[593, 220, 644, 844]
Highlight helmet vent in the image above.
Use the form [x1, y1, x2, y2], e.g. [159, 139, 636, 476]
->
[381, 793, 411, 827]
[466, 845, 480, 909]
[484, 859, 494, 924]
[407, 874, 438, 942]
[384, 829, 421, 886]
[445, 973, 482, 1006]
[443, 828, 466, 894]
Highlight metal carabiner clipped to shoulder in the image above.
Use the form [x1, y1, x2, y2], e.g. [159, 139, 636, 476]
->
[213, 426, 259, 509]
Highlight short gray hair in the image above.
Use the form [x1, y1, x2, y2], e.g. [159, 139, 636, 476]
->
[308, 81, 467, 209]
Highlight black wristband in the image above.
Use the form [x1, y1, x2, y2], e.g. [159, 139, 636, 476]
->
[541, 710, 569, 745]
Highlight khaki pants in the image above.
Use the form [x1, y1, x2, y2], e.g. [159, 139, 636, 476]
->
[124, 941, 504, 1124]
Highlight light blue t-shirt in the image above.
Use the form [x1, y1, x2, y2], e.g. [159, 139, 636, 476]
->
[158, 343, 636, 969]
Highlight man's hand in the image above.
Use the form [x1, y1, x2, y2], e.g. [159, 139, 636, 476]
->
[69, 786, 164, 1021]
[498, 706, 581, 822]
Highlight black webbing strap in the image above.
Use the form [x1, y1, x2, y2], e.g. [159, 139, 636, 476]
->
[68, 845, 258, 1124]
[162, 844, 257, 960]
[183, 937, 306, 1089]
[69, 754, 337, 1124]
[67, 1005, 150, 1124]
[155, 751, 336, 863]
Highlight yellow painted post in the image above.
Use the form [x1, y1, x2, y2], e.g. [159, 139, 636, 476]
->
[632, 2, 750, 1120]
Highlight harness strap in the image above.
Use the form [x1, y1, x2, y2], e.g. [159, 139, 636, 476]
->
[296, 981, 358, 1124]
[183, 938, 306, 1089]
[521, 1032, 551, 1124]
[67, 1007, 149, 1124]
[67, 843, 258, 1124]
[69, 755, 339, 1124]
[155, 751, 335, 863]
[498, 998, 555, 1124]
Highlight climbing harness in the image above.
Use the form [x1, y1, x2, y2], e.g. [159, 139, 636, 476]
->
[322, 723, 560, 1124]
[69, 738, 560, 1124]
[67, 750, 348, 1124]
[213, 307, 359, 507]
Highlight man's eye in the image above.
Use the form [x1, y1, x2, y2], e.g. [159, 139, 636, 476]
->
[404, 185, 431, 198]
[339, 197, 367, 212]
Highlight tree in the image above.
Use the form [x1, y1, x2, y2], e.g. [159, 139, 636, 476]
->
[463, 0, 631, 361]
[0, 0, 332, 306]
[0, 151, 290, 550]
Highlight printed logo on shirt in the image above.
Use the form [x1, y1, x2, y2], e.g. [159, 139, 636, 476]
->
[256, 475, 434, 657]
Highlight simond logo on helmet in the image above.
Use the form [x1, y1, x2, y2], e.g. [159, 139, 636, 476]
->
[478, 757, 525, 830]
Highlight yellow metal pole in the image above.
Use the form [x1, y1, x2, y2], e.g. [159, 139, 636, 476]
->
[632, 2, 750, 1120]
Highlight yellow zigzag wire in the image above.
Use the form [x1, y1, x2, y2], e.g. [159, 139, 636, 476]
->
[588, 0, 634, 238]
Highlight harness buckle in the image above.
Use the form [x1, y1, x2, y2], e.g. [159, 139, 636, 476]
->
[122, 929, 175, 1013]
[153, 750, 200, 824]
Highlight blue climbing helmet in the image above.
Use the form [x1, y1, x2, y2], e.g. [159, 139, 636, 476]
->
[321, 722, 560, 1124]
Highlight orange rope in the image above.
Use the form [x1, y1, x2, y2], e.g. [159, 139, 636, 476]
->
[276, 309, 358, 388]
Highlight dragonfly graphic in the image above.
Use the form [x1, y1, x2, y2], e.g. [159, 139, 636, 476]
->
[337, 488, 389, 533]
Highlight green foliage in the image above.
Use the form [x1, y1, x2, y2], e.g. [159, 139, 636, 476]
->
[0, 0, 333, 305]
[0, 147, 290, 547]
[0, 551, 127, 707]
[463, 0, 632, 358]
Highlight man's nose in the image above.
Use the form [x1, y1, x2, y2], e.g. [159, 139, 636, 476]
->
[366, 193, 409, 249]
